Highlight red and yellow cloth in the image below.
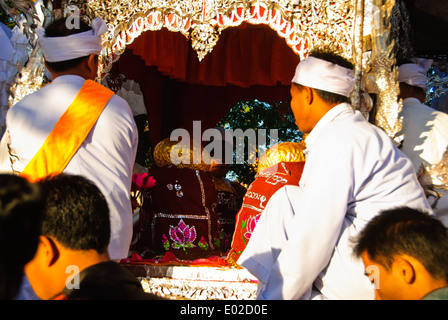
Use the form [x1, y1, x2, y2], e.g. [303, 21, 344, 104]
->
[227, 161, 305, 262]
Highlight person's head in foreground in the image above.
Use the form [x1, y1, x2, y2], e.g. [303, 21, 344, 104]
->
[25, 173, 110, 299]
[290, 49, 354, 133]
[353, 207, 448, 300]
[0, 174, 44, 299]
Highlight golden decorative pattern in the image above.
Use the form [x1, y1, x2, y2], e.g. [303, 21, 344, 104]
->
[1, 0, 412, 141]
[367, 0, 403, 140]
[257, 141, 306, 173]
[153, 138, 211, 171]
[68, 0, 358, 74]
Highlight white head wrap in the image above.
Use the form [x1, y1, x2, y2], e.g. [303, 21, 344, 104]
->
[291, 56, 355, 97]
[37, 17, 107, 62]
[398, 58, 433, 91]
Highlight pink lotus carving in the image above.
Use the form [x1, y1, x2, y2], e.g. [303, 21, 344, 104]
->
[169, 219, 197, 251]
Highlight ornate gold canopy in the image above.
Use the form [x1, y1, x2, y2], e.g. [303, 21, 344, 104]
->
[62, 0, 358, 74]
[1, 0, 406, 139]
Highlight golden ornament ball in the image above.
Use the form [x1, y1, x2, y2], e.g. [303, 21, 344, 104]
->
[153, 138, 211, 171]
[257, 140, 306, 173]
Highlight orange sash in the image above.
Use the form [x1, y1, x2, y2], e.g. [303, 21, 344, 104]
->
[20, 80, 114, 182]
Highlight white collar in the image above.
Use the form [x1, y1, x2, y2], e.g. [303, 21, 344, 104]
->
[50, 74, 87, 85]
[304, 103, 354, 154]
[402, 97, 423, 105]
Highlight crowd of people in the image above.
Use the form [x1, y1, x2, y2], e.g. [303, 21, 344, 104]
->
[0, 16, 447, 300]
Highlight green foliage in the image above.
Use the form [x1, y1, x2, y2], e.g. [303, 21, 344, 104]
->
[217, 99, 302, 185]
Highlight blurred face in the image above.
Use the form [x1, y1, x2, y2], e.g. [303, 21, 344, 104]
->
[24, 236, 66, 300]
[25, 244, 52, 299]
[290, 84, 313, 133]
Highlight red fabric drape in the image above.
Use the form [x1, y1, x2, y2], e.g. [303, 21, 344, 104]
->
[127, 23, 300, 87]
[117, 24, 300, 147]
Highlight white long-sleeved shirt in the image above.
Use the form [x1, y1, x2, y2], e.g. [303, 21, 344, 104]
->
[238, 103, 432, 300]
[398, 97, 448, 171]
[397, 97, 448, 226]
[0, 75, 138, 259]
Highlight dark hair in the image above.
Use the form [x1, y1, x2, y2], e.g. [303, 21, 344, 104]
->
[353, 207, 448, 282]
[39, 174, 110, 254]
[0, 174, 44, 299]
[294, 49, 354, 104]
[44, 18, 93, 72]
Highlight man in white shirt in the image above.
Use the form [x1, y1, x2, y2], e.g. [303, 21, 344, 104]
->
[396, 59, 448, 225]
[238, 50, 432, 300]
[0, 18, 138, 260]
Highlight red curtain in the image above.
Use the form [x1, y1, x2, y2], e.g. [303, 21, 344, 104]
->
[117, 23, 300, 147]
[127, 23, 300, 87]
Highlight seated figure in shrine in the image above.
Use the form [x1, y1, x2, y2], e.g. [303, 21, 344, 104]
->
[130, 138, 226, 260]
[227, 140, 306, 263]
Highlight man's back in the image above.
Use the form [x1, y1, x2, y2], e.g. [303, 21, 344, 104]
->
[56, 261, 161, 300]
[5, 75, 138, 259]
[303, 105, 431, 299]
[399, 97, 448, 170]
[239, 104, 432, 300]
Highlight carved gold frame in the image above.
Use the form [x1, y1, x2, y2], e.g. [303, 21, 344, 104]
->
[1, 0, 404, 138]
[72, 0, 357, 72]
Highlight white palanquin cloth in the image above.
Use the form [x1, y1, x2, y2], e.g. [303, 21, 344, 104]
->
[0, 75, 138, 259]
[238, 103, 432, 300]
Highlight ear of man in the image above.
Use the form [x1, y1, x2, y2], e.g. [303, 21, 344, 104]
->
[40, 235, 60, 267]
[86, 54, 99, 80]
[303, 85, 314, 106]
[393, 256, 416, 284]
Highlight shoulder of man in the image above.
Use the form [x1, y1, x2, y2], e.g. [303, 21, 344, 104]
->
[58, 261, 162, 300]
[421, 287, 448, 300]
